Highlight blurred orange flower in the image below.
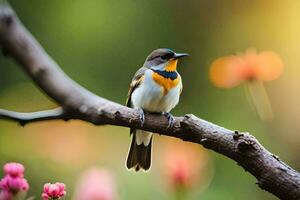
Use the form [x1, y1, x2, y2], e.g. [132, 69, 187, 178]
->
[210, 48, 284, 120]
[210, 49, 283, 88]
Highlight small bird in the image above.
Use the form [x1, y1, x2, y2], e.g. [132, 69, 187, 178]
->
[126, 48, 188, 171]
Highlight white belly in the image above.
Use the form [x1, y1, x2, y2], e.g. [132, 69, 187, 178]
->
[131, 70, 181, 113]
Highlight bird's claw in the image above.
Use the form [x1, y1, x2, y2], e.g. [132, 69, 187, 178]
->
[138, 108, 145, 127]
[163, 112, 175, 129]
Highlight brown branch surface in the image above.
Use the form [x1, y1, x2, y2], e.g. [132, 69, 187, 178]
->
[0, 3, 299, 199]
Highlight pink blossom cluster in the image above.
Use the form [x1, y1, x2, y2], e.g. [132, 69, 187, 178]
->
[42, 182, 66, 200]
[0, 163, 29, 200]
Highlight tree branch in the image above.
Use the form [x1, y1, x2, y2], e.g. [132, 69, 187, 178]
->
[0, 3, 299, 199]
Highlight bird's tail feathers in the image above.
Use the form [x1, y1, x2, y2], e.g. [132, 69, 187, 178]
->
[126, 130, 152, 171]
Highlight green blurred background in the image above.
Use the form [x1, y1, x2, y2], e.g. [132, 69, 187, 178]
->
[1, 0, 300, 199]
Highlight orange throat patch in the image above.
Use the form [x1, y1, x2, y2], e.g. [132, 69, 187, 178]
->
[165, 59, 178, 72]
[152, 60, 180, 95]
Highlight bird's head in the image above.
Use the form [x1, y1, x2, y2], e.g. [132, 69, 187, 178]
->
[144, 48, 189, 72]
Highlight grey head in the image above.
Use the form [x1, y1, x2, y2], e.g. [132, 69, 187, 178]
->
[143, 48, 189, 70]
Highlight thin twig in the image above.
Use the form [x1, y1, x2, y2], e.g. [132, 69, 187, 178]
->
[0, 107, 66, 126]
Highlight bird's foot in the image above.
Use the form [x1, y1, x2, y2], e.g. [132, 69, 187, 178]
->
[138, 108, 145, 127]
[163, 112, 175, 129]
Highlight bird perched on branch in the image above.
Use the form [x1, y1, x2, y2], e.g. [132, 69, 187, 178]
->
[126, 48, 189, 171]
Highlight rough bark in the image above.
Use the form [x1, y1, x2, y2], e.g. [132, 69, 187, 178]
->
[0, 3, 299, 199]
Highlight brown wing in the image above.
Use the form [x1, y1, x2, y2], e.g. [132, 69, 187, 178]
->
[126, 67, 147, 108]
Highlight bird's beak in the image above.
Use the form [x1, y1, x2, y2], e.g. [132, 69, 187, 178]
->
[173, 53, 189, 59]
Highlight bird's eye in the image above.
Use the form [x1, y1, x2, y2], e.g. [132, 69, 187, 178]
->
[160, 55, 168, 60]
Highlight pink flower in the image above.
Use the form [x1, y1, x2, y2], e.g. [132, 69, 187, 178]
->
[170, 164, 189, 187]
[42, 182, 66, 200]
[0, 175, 29, 193]
[73, 168, 118, 200]
[0, 190, 12, 200]
[0, 162, 29, 200]
[165, 151, 195, 190]
[161, 138, 212, 192]
[3, 163, 24, 178]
